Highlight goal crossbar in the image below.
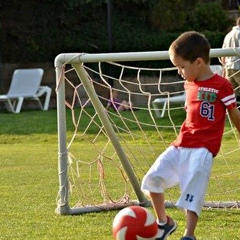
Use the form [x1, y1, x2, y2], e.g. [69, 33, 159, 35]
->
[55, 48, 240, 66]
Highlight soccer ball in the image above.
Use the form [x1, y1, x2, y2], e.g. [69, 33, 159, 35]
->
[112, 206, 158, 240]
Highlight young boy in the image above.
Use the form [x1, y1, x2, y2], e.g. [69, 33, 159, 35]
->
[141, 31, 240, 240]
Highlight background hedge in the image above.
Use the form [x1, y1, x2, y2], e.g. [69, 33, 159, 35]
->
[1, 0, 234, 64]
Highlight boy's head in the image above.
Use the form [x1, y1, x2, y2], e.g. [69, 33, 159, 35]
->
[169, 31, 210, 64]
[169, 31, 212, 82]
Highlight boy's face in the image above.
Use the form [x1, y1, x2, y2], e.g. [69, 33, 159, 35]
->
[170, 55, 200, 82]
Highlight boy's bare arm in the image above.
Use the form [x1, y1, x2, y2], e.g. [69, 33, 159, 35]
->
[228, 107, 240, 138]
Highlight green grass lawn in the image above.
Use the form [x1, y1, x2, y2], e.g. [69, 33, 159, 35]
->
[0, 109, 239, 240]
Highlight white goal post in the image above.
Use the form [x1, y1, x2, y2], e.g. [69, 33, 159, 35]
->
[55, 48, 240, 215]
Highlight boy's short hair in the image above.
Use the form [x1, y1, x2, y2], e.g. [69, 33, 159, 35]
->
[169, 31, 210, 64]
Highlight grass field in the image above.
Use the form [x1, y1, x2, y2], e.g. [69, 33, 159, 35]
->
[0, 109, 239, 240]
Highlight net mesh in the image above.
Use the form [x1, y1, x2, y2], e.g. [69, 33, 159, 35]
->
[56, 57, 240, 212]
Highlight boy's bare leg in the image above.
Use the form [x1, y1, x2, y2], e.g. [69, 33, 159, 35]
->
[149, 191, 177, 240]
[149, 192, 168, 223]
[183, 210, 198, 237]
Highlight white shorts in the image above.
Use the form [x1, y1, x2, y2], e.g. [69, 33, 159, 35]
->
[141, 146, 213, 216]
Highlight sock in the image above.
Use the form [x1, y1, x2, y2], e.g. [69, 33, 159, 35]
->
[157, 219, 167, 226]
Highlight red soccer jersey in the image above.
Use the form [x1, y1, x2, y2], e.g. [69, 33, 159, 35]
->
[171, 74, 236, 156]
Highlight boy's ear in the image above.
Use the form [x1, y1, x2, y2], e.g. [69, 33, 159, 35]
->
[195, 57, 205, 66]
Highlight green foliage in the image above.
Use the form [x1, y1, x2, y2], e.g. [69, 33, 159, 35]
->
[187, 1, 232, 32]
[148, 0, 188, 32]
[1, 0, 233, 63]
[147, 0, 231, 32]
[204, 31, 226, 48]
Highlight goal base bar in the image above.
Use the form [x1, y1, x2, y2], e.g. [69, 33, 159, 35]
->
[55, 200, 151, 215]
[55, 200, 240, 215]
[202, 201, 240, 209]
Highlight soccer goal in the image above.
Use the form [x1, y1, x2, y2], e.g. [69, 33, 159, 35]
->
[55, 48, 240, 215]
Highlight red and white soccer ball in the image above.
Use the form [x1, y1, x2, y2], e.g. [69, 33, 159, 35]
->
[112, 206, 158, 240]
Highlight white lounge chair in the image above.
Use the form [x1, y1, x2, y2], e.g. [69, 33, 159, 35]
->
[152, 65, 223, 118]
[0, 68, 52, 113]
[152, 92, 186, 118]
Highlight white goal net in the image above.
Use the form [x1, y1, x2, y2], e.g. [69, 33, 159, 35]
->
[55, 49, 240, 215]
